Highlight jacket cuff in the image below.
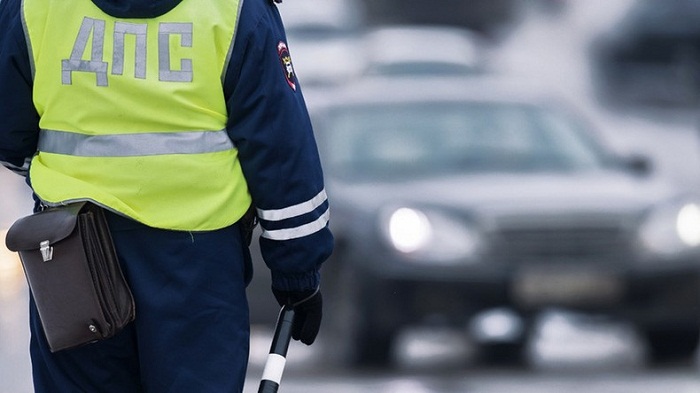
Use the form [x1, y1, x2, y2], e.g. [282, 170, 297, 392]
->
[271, 269, 320, 292]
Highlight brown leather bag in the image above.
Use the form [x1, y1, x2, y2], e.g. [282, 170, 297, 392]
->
[5, 202, 135, 352]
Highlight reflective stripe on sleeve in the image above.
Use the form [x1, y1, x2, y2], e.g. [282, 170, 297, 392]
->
[257, 189, 327, 221]
[37, 129, 234, 157]
[261, 206, 330, 241]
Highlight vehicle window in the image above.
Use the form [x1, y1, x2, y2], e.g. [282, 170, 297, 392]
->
[324, 102, 609, 178]
[286, 26, 356, 41]
[370, 62, 477, 76]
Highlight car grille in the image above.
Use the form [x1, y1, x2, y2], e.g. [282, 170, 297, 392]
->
[492, 225, 633, 264]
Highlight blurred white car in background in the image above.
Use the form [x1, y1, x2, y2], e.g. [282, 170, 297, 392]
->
[361, 25, 488, 77]
[277, 0, 367, 87]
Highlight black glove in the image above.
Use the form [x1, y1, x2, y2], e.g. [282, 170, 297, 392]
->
[272, 287, 322, 345]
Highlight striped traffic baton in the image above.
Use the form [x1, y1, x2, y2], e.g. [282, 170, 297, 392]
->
[258, 305, 296, 393]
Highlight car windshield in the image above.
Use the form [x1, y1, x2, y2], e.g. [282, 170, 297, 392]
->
[286, 25, 358, 41]
[322, 102, 611, 179]
[369, 62, 478, 76]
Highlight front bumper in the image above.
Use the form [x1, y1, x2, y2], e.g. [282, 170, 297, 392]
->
[359, 255, 700, 331]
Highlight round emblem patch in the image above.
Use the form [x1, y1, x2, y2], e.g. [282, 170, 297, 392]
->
[277, 41, 297, 91]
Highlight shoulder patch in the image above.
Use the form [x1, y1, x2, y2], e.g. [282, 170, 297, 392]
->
[277, 41, 297, 91]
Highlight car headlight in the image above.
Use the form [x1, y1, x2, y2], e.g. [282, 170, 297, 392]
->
[638, 201, 700, 257]
[381, 206, 483, 264]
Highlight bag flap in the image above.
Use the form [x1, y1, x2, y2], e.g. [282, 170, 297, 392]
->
[5, 202, 86, 252]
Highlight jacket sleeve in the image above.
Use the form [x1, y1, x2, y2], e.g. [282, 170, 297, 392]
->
[223, 0, 333, 292]
[0, 0, 40, 177]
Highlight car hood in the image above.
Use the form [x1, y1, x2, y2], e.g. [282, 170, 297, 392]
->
[330, 170, 683, 220]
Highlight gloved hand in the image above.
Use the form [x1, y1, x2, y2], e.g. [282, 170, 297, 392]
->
[272, 287, 322, 345]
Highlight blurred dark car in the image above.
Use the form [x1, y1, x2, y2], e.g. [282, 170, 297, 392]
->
[308, 76, 700, 366]
[359, 0, 520, 40]
[592, 0, 700, 106]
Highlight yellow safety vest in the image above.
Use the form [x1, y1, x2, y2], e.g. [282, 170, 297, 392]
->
[22, 0, 251, 231]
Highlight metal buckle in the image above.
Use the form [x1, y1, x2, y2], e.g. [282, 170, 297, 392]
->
[40, 240, 54, 262]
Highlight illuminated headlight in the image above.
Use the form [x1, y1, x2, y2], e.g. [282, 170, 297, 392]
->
[676, 204, 700, 246]
[381, 207, 483, 264]
[387, 208, 432, 253]
[639, 201, 700, 256]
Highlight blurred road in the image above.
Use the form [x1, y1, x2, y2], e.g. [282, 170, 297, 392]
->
[3, 1, 700, 392]
[240, 315, 700, 393]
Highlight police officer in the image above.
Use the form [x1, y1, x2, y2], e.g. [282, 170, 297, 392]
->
[0, 0, 333, 391]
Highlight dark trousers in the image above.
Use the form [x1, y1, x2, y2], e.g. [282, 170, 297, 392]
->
[29, 211, 252, 392]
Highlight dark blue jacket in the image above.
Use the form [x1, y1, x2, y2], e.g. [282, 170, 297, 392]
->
[0, 0, 333, 292]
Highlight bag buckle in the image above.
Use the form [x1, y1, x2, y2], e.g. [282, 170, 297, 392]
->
[40, 240, 54, 262]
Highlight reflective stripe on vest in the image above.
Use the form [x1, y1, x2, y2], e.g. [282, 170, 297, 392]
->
[38, 129, 234, 157]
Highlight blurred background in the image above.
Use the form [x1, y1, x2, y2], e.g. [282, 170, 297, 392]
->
[3, 0, 700, 392]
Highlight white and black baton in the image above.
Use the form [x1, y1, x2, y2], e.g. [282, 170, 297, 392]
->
[258, 305, 296, 393]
